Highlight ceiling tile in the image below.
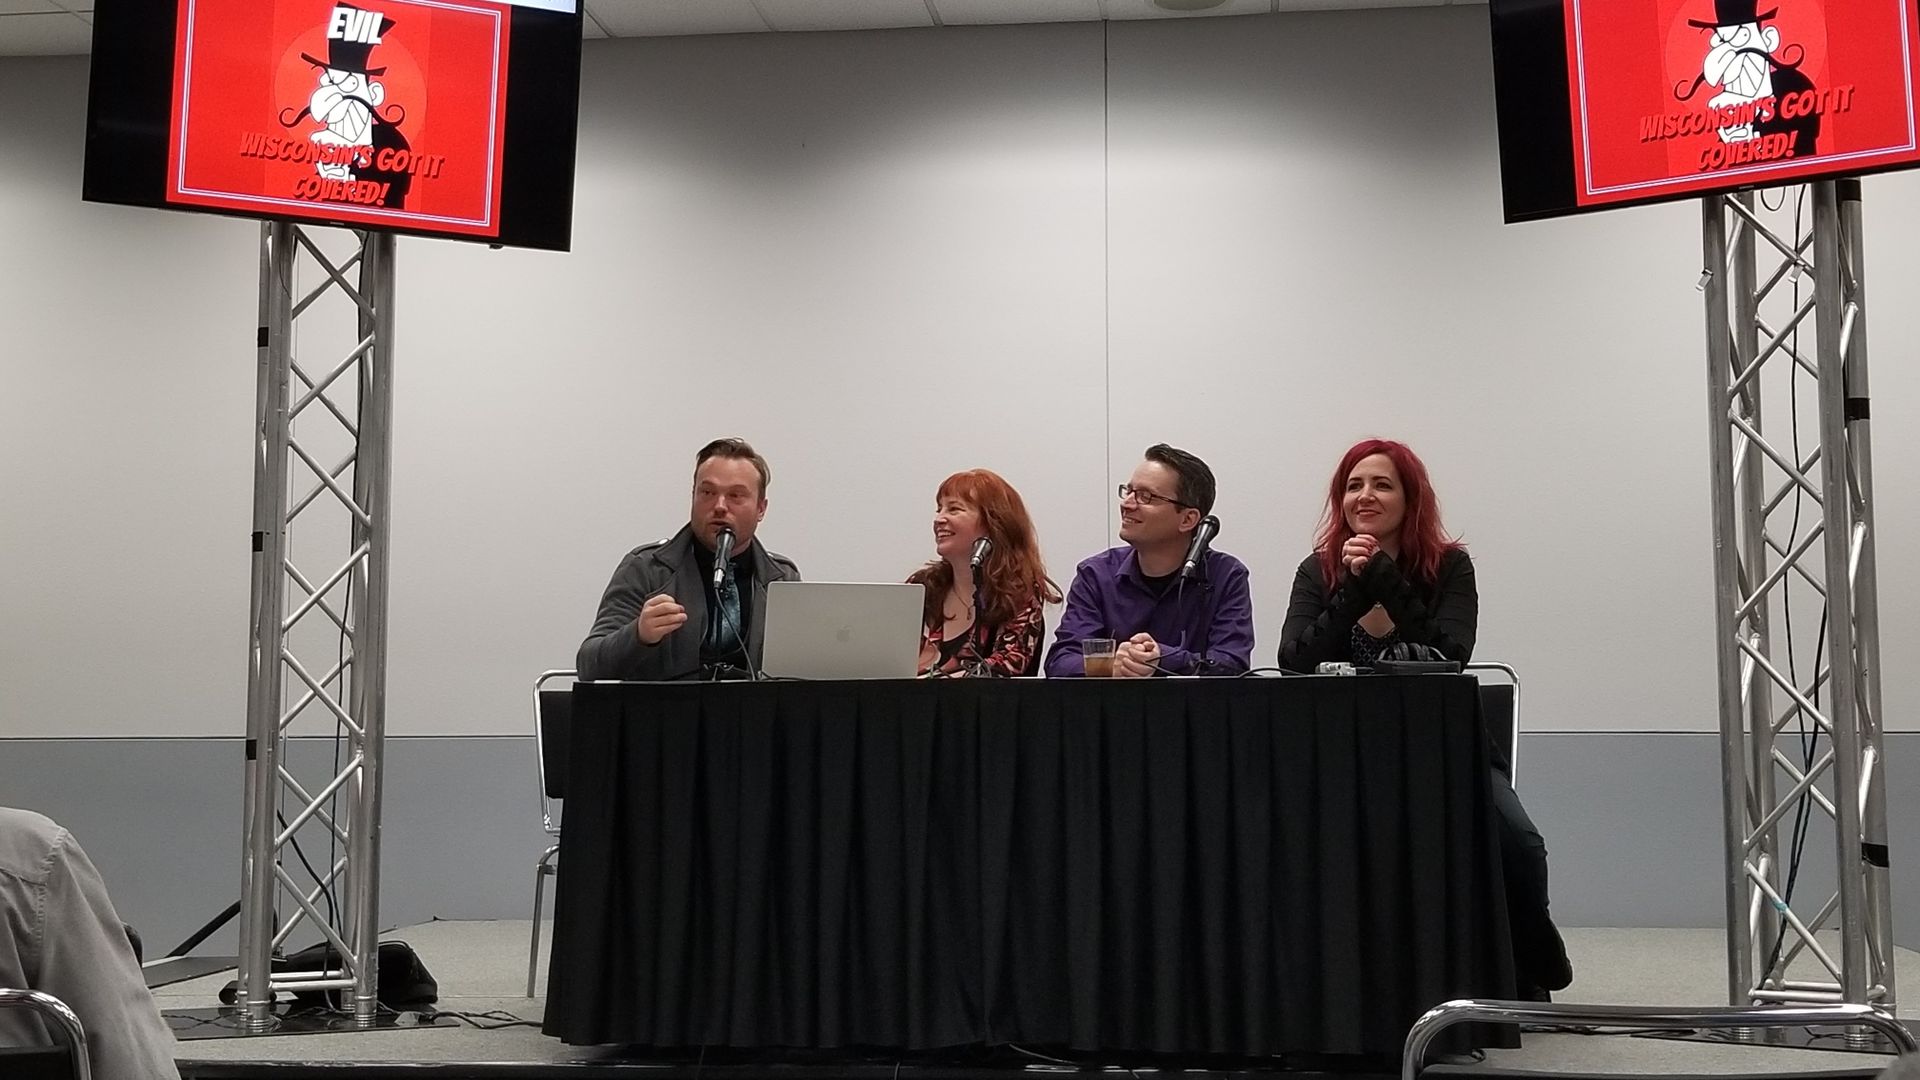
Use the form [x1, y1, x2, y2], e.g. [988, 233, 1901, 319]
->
[935, 0, 1101, 24]
[1102, 0, 1270, 18]
[583, 13, 608, 37]
[0, 0, 1503, 57]
[588, 0, 768, 35]
[754, 0, 933, 32]
[0, 10, 89, 53]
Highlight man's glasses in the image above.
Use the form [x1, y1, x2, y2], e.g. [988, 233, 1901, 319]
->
[1117, 484, 1188, 509]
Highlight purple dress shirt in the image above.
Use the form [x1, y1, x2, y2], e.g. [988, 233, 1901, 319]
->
[1044, 545, 1255, 677]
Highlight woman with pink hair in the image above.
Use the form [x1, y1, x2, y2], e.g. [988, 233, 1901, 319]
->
[1277, 439, 1573, 999]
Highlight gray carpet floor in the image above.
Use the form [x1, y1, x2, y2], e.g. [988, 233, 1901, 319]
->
[157, 921, 1919, 1073]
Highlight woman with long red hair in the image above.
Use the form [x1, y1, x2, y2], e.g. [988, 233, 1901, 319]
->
[908, 469, 1062, 677]
[1276, 439, 1572, 998]
[1276, 438, 1474, 671]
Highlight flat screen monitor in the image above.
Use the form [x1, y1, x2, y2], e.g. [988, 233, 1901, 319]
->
[83, 0, 582, 251]
[1489, 0, 1920, 222]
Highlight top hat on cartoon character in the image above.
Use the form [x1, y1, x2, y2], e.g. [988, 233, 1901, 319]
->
[1688, 0, 1778, 29]
[302, 5, 396, 76]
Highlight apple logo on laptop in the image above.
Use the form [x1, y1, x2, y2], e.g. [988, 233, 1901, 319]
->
[836, 626, 853, 644]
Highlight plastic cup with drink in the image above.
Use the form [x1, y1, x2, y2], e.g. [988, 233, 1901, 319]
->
[1083, 638, 1117, 678]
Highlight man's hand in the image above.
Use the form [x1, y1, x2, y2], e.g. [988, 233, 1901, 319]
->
[1116, 633, 1160, 678]
[1342, 534, 1380, 577]
[634, 593, 688, 645]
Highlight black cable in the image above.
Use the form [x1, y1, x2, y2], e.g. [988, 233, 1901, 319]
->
[166, 900, 242, 958]
[322, 574, 349, 939]
[422, 1008, 543, 1030]
[1762, 188, 1806, 985]
[711, 560, 762, 682]
[1770, 604, 1826, 979]
[275, 810, 334, 912]
[319, 341, 373, 944]
[167, 1001, 288, 1033]
[280, 320, 366, 978]
[274, 289, 360, 957]
[1008, 1044, 1078, 1067]
[1763, 185, 1823, 986]
[960, 575, 998, 677]
[268, 726, 344, 951]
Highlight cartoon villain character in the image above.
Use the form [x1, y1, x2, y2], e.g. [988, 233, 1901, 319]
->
[1675, 0, 1820, 156]
[280, 4, 415, 208]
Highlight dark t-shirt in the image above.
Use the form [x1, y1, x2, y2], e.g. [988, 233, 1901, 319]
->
[1138, 569, 1179, 597]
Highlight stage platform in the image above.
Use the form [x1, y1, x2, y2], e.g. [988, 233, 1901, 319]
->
[158, 921, 1920, 1080]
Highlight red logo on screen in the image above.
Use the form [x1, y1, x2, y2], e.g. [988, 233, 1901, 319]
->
[167, 0, 511, 238]
[1666, 0, 1825, 161]
[1563, 0, 1920, 206]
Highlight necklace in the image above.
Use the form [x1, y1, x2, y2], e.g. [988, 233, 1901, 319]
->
[944, 587, 972, 624]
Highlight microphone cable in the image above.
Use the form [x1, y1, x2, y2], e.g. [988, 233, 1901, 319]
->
[707, 535, 765, 682]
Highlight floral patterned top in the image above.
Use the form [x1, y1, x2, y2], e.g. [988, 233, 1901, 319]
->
[917, 599, 1048, 677]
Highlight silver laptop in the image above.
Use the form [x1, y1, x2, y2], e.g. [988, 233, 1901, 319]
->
[759, 581, 925, 680]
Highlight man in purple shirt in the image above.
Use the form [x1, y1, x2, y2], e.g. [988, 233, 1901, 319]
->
[1045, 444, 1255, 677]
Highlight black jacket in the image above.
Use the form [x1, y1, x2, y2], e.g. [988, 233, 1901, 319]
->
[1275, 547, 1476, 672]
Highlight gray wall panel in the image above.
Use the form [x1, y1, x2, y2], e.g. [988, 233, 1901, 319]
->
[0, 737, 550, 956]
[2, 732, 1912, 966]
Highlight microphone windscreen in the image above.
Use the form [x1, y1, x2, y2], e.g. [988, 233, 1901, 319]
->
[1181, 517, 1220, 579]
[713, 527, 735, 586]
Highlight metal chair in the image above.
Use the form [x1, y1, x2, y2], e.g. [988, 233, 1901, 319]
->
[1404, 1000, 1916, 1080]
[1466, 661, 1521, 787]
[526, 669, 576, 999]
[0, 989, 92, 1080]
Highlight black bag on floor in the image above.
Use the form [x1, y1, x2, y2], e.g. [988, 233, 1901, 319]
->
[276, 940, 439, 1007]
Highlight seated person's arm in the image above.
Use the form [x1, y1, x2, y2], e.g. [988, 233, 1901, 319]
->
[37, 826, 179, 1080]
[576, 556, 684, 680]
[1275, 557, 1370, 672]
[1155, 560, 1253, 675]
[1355, 550, 1477, 663]
[1044, 565, 1106, 678]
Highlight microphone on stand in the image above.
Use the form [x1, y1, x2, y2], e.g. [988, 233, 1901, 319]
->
[712, 526, 736, 588]
[968, 537, 993, 572]
[965, 536, 994, 676]
[1180, 516, 1221, 580]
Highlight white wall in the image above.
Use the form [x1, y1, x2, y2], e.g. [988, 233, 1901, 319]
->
[4, 8, 1919, 738]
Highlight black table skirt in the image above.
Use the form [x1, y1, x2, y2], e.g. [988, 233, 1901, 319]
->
[543, 676, 1517, 1057]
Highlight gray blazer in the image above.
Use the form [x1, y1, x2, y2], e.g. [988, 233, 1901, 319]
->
[576, 524, 801, 680]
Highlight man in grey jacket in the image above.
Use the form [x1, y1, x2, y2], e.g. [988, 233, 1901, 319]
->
[0, 807, 179, 1080]
[577, 438, 801, 680]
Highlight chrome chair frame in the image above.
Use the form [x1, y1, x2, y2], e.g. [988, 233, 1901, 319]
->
[526, 668, 575, 998]
[1404, 1000, 1916, 1080]
[1465, 660, 1521, 787]
[0, 988, 92, 1080]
